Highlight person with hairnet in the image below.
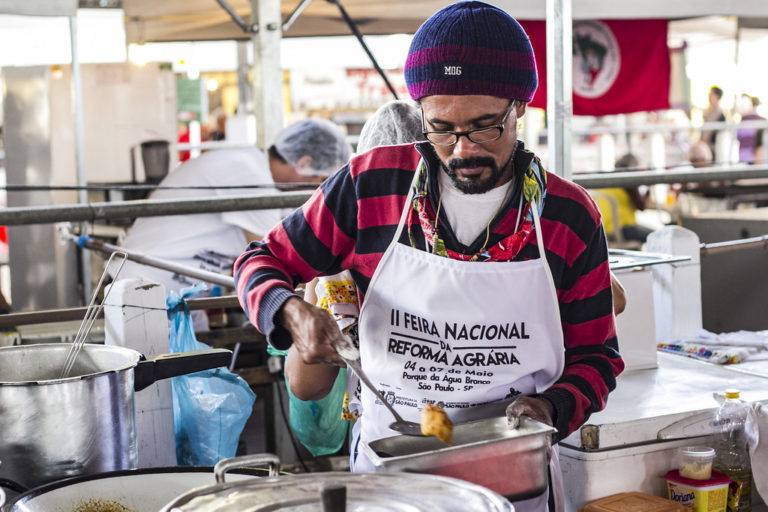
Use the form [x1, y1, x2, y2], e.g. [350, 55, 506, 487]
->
[235, 3, 623, 510]
[119, 118, 350, 331]
[356, 100, 426, 153]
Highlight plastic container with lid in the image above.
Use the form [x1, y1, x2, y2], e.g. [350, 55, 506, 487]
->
[579, 491, 686, 511]
[678, 446, 715, 480]
[663, 469, 730, 512]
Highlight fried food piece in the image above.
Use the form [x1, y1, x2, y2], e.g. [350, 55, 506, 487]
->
[420, 402, 453, 445]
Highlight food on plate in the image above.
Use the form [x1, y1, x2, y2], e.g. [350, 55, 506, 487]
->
[420, 402, 453, 445]
[72, 499, 132, 512]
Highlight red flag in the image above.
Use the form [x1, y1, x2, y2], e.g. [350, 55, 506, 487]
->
[519, 19, 670, 116]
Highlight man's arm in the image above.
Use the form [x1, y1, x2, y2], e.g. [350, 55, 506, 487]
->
[505, 189, 624, 442]
[542, 225, 624, 442]
[233, 164, 358, 350]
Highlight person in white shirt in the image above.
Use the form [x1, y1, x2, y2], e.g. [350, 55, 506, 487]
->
[119, 118, 351, 330]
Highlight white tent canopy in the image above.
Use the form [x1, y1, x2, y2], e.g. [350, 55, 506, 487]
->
[121, 0, 768, 43]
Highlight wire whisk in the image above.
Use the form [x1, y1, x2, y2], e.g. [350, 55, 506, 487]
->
[59, 251, 128, 379]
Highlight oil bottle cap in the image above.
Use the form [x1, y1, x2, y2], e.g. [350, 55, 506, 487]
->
[724, 389, 740, 399]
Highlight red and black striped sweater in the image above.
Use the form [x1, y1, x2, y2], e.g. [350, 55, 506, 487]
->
[235, 141, 624, 442]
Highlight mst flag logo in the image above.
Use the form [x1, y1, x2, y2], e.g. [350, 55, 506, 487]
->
[520, 19, 670, 115]
[572, 21, 620, 99]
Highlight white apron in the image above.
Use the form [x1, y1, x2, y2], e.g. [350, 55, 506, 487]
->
[351, 167, 566, 512]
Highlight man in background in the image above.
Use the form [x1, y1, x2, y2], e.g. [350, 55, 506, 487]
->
[119, 118, 350, 330]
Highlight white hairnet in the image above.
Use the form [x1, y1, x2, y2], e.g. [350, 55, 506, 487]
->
[274, 118, 352, 177]
[357, 100, 426, 153]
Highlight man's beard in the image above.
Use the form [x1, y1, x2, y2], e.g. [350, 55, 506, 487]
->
[444, 156, 504, 194]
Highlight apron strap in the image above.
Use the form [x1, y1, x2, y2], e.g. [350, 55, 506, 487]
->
[530, 205, 561, 335]
[392, 159, 423, 243]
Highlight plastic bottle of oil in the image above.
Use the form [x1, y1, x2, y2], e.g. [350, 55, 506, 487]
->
[713, 389, 752, 512]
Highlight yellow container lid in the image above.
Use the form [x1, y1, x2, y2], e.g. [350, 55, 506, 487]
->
[581, 492, 687, 512]
[724, 389, 740, 399]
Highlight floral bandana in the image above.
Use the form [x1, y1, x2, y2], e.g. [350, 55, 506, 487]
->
[407, 151, 547, 262]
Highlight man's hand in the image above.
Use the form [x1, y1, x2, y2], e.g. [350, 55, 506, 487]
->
[279, 296, 345, 366]
[506, 396, 554, 461]
[505, 395, 554, 429]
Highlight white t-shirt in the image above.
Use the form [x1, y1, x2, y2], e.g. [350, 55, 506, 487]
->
[437, 169, 514, 247]
[119, 147, 284, 297]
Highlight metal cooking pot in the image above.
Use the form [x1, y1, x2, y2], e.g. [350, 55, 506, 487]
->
[0, 466, 273, 512]
[159, 454, 515, 512]
[0, 343, 231, 489]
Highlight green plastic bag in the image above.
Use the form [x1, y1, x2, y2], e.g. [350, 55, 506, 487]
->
[268, 346, 350, 457]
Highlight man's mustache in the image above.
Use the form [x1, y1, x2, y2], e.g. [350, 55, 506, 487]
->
[448, 156, 497, 172]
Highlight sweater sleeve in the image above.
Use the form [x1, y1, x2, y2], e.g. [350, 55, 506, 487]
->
[539, 208, 625, 444]
[233, 165, 359, 349]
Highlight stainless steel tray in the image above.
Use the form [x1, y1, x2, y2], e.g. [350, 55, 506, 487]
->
[608, 248, 690, 270]
[361, 416, 556, 501]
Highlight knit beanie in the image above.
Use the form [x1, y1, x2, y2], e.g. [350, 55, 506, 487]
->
[404, 1, 538, 102]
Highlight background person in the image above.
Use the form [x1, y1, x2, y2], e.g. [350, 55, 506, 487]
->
[210, 108, 228, 141]
[701, 85, 725, 162]
[737, 94, 765, 164]
[119, 118, 350, 331]
[594, 153, 655, 245]
[234, 3, 623, 511]
[356, 99, 426, 154]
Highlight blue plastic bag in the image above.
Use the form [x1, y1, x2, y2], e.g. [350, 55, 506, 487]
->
[167, 284, 256, 466]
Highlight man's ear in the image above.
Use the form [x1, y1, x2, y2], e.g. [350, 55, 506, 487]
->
[295, 155, 313, 172]
[515, 101, 527, 118]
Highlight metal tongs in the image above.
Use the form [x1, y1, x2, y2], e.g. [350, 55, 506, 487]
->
[59, 251, 128, 379]
[336, 336, 424, 436]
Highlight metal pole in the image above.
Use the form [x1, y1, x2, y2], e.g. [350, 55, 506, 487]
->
[69, 14, 91, 305]
[546, 0, 572, 179]
[0, 192, 313, 226]
[282, 0, 313, 32]
[215, 0, 254, 33]
[76, 236, 235, 288]
[572, 164, 768, 188]
[0, 295, 242, 328]
[252, 0, 283, 150]
[700, 235, 768, 256]
[237, 41, 253, 116]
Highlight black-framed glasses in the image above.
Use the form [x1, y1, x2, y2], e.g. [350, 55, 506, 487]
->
[421, 102, 515, 146]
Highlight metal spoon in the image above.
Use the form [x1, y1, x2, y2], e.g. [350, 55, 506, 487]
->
[336, 343, 424, 437]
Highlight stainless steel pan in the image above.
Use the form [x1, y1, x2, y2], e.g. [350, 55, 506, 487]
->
[0, 343, 231, 489]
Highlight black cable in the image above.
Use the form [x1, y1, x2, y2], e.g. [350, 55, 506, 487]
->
[273, 373, 311, 473]
[326, 0, 399, 100]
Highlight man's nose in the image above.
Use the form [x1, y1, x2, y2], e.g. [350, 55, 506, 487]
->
[452, 134, 483, 158]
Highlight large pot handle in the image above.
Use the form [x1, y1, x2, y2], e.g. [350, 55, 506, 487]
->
[214, 454, 281, 483]
[134, 348, 232, 391]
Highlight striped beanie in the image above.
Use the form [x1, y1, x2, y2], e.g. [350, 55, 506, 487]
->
[404, 1, 538, 102]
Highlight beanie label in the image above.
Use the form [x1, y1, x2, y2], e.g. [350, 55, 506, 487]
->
[444, 65, 462, 76]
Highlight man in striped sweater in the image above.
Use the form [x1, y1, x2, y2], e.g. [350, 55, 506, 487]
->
[235, 2, 623, 510]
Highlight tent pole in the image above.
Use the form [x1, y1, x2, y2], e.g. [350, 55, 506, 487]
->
[251, 0, 283, 150]
[546, 0, 573, 179]
[69, 13, 92, 304]
[283, 0, 313, 32]
[215, 0, 255, 33]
